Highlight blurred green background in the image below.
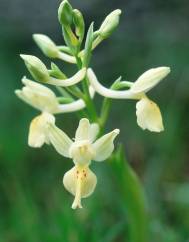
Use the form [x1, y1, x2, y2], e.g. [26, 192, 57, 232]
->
[0, 0, 189, 241]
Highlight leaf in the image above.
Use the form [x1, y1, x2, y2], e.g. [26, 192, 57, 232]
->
[109, 145, 148, 242]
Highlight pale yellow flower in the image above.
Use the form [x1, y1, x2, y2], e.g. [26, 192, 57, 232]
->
[47, 118, 119, 209]
[87, 67, 170, 132]
[15, 77, 95, 147]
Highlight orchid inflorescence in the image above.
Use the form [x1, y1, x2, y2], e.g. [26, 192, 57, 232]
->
[15, 0, 170, 209]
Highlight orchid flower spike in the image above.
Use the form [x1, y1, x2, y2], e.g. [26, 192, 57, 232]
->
[87, 67, 170, 132]
[15, 77, 95, 147]
[47, 118, 120, 209]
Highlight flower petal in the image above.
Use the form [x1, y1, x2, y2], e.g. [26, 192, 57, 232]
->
[16, 77, 59, 113]
[136, 97, 164, 132]
[47, 124, 73, 158]
[75, 118, 90, 141]
[69, 140, 95, 166]
[131, 67, 170, 94]
[89, 123, 99, 142]
[63, 166, 97, 209]
[28, 112, 55, 148]
[92, 129, 120, 161]
[22, 77, 55, 96]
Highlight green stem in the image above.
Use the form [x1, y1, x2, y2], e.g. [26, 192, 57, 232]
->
[99, 98, 112, 132]
[75, 56, 98, 122]
[83, 75, 98, 122]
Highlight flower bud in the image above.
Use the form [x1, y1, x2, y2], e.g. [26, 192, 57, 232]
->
[20, 55, 49, 83]
[99, 9, 122, 39]
[73, 9, 85, 40]
[33, 34, 59, 58]
[58, 0, 73, 26]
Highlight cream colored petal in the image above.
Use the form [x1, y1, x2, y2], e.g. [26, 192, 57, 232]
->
[136, 97, 164, 132]
[89, 123, 99, 142]
[28, 112, 55, 148]
[63, 166, 97, 209]
[47, 124, 73, 158]
[15, 90, 39, 110]
[92, 129, 120, 161]
[131, 67, 170, 94]
[69, 140, 95, 166]
[16, 77, 59, 113]
[75, 118, 90, 141]
[22, 77, 56, 97]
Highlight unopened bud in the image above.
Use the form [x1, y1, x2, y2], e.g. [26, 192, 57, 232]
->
[99, 9, 122, 39]
[20, 54, 49, 83]
[33, 34, 59, 58]
[58, 0, 73, 26]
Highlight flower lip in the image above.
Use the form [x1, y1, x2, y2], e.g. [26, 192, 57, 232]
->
[63, 166, 97, 209]
[136, 97, 164, 132]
